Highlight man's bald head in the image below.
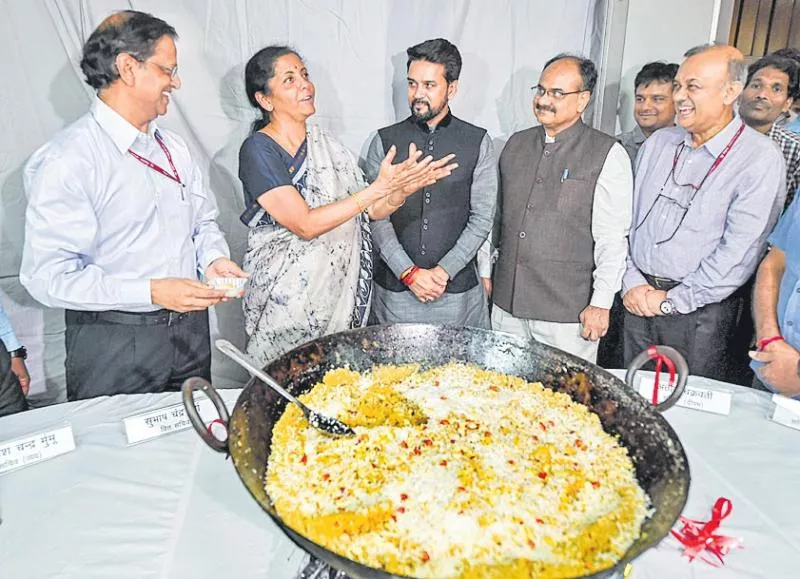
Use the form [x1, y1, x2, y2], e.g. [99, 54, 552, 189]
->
[683, 43, 748, 86]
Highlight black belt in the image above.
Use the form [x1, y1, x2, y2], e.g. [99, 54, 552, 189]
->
[66, 309, 191, 327]
[643, 273, 681, 291]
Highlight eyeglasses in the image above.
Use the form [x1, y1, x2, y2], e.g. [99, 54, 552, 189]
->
[532, 85, 587, 100]
[633, 143, 705, 245]
[145, 60, 179, 79]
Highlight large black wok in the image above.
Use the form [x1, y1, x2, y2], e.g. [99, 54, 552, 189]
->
[183, 324, 690, 579]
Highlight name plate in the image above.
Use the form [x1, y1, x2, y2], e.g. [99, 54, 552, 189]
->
[771, 394, 800, 431]
[636, 376, 732, 416]
[0, 425, 76, 475]
[123, 397, 219, 445]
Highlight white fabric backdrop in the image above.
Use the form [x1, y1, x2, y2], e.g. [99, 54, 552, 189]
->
[0, 0, 607, 405]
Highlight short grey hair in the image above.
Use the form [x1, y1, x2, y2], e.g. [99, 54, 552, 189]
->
[683, 43, 748, 85]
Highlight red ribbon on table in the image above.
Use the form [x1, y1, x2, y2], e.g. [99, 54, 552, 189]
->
[647, 346, 677, 405]
[670, 497, 744, 566]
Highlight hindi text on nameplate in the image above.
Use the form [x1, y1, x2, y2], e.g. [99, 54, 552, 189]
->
[636, 377, 732, 416]
[0, 425, 76, 475]
[123, 397, 219, 445]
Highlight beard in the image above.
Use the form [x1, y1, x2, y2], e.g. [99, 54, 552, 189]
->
[410, 97, 447, 122]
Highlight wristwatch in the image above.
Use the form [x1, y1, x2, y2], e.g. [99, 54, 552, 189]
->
[659, 298, 676, 316]
[9, 346, 27, 360]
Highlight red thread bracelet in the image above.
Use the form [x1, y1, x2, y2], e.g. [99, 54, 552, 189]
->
[757, 335, 784, 351]
[401, 266, 420, 287]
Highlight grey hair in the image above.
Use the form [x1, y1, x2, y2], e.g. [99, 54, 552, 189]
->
[683, 43, 748, 85]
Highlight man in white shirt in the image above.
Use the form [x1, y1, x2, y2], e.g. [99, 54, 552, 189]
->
[491, 54, 633, 363]
[21, 11, 246, 400]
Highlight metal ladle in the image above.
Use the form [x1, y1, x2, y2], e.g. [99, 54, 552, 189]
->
[215, 339, 355, 437]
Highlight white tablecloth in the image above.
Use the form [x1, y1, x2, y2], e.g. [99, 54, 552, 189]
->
[0, 375, 797, 578]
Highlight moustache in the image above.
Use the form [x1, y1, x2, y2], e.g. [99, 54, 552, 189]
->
[413, 99, 430, 107]
[535, 105, 556, 114]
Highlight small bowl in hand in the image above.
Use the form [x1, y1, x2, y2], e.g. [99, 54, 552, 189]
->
[209, 277, 247, 298]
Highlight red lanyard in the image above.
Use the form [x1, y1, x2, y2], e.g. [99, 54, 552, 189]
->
[128, 131, 184, 187]
[671, 121, 745, 193]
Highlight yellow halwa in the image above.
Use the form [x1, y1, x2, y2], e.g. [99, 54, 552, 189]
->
[266, 363, 648, 578]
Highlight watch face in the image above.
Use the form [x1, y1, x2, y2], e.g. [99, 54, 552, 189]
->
[660, 300, 674, 315]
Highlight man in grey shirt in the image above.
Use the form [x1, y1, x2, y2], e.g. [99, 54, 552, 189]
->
[365, 39, 496, 328]
[616, 62, 679, 163]
[622, 44, 785, 381]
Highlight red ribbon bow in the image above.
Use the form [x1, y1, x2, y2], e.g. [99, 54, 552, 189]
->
[670, 497, 743, 566]
[646, 346, 677, 405]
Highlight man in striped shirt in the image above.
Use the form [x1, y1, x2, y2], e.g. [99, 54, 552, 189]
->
[739, 54, 800, 208]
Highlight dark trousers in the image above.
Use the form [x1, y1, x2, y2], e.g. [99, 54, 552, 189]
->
[65, 309, 211, 401]
[0, 341, 28, 417]
[725, 279, 756, 386]
[623, 294, 741, 382]
[597, 293, 625, 369]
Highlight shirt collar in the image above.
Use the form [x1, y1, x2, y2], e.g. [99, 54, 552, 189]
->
[632, 124, 647, 144]
[683, 115, 744, 156]
[542, 118, 585, 144]
[92, 96, 159, 153]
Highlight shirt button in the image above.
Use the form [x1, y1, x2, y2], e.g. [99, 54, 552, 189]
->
[421, 250, 427, 255]
[788, 321, 794, 327]
[519, 231, 526, 239]
[423, 218, 429, 224]
[527, 204, 533, 210]
[425, 199, 430, 204]
[425, 192, 431, 198]
[423, 225, 429, 230]
[535, 177, 543, 184]
[543, 150, 551, 157]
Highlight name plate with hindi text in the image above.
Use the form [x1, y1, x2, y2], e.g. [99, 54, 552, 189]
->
[123, 397, 219, 445]
[636, 376, 733, 416]
[0, 425, 76, 475]
[771, 394, 800, 431]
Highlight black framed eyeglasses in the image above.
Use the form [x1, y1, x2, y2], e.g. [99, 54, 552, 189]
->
[633, 142, 705, 245]
[532, 85, 587, 100]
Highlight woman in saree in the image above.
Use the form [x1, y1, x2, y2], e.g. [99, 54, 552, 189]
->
[239, 46, 457, 366]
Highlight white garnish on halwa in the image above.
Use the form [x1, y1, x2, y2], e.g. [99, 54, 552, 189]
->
[266, 363, 649, 579]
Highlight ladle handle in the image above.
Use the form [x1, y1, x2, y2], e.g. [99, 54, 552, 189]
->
[181, 377, 229, 453]
[215, 339, 301, 408]
[625, 345, 689, 412]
